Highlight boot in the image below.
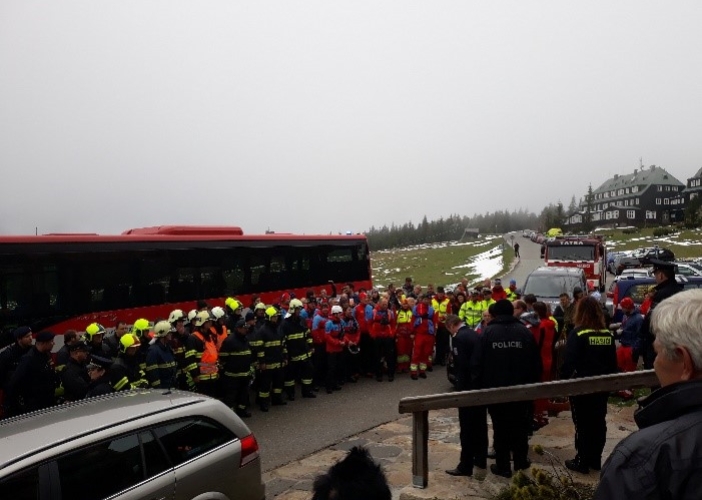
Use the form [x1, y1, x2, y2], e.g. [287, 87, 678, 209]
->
[565, 456, 589, 474]
[259, 404, 269, 412]
[302, 390, 317, 398]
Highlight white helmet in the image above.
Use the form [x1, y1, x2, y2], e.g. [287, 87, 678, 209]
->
[211, 306, 226, 320]
[187, 309, 198, 324]
[168, 309, 185, 324]
[289, 298, 304, 310]
[254, 302, 267, 311]
[331, 305, 343, 314]
[194, 310, 213, 327]
[153, 320, 172, 338]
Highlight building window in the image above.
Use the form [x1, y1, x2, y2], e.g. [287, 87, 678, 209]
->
[664, 198, 670, 205]
[656, 198, 662, 205]
[666, 186, 670, 191]
[657, 185, 663, 191]
[603, 203, 608, 209]
[692, 193, 699, 200]
[613, 210, 619, 218]
[627, 210, 635, 219]
[611, 190, 616, 197]
[625, 188, 630, 194]
[635, 198, 640, 205]
[624, 199, 629, 206]
[632, 186, 638, 193]
[646, 210, 657, 219]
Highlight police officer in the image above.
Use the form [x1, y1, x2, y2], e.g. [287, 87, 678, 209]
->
[85, 355, 115, 398]
[0, 326, 34, 411]
[5, 331, 58, 416]
[638, 259, 683, 369]
[220, 319, 255, 417]
[145, 321, 177, 390]
[476, 300, 541, 478]
[60, 340, 91, 401]
[445, 315, 488, 480]
[560, 296, 618, 474]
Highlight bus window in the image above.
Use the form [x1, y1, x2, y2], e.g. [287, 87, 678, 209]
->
[171, 268, 196, 303]
[134, 252, 171, 307]
[249, 254, 266, 292]
[222, 255, 245, 296]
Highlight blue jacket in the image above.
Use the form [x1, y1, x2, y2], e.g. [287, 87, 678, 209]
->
[145, 341, 177, 389]
[619, 310, 643, 349]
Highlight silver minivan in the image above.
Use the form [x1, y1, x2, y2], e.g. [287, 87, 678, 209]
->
[0, 390, 265, 500]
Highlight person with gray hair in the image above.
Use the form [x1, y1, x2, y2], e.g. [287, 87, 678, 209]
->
[594, 288, 702, 499]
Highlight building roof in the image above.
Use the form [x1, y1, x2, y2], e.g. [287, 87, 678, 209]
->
[691, 166, 702, 180]
[593, 165, 684, 194]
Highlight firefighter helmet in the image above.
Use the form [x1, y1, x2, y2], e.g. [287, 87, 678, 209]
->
[225, 297, 242, 311]
[168, 309, 185, 324]
[84, 323, 106, 341]
[289, 298, 304, 311]
[131, 318, 150, 339]
[194, 310, 213, 327]
[211, 306, 226, 320]
[265, 306, 279, 320]
[153, 320, 172, 338]
[254, 302, 267, 311]
[187, 309, 198, 324]
[120, 333, 141, 353]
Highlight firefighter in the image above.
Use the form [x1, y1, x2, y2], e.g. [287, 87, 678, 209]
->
[225, 297, 244, 331]
[410, 295, 437, 380]
[281, 298, 316, 400]
[130, 318, 152, 371]
[210, 306, 229, 349]
[5, 331, 58, 416]
[168, 309, 197, 391]
[187, 311, 220, 396]
[145, 321, 177, 390]
[60, 340, 90, 401]
[561, 297, 618, 474]
[254, 302, 267, 330]
[84, 323, 111, 357]
[220, 319, 255, 418]
[370, 298, 396, 382]
[111, 334, 149, 391]
[432, 287, 452, 366]
[256, 306, 287, 412]
[324, 305, 347, 393]
[185, 309, 198, 334]
[395, 299, 414, 373]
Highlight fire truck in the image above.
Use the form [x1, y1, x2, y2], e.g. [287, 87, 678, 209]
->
[543, 235, 607, 292]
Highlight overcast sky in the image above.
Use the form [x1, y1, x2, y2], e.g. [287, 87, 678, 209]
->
[2, 1, 701, 236]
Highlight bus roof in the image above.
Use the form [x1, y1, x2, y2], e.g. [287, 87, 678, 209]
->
[0, 226, 367, 246]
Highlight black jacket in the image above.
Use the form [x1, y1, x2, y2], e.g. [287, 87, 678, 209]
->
[638, 278, 684, 350]
[61, 358, 90, 401]
[477, 315, 541, 389]
[560, 326, 618, 379]
[279, 316, 312, 361]
[595, 380, 702, 499]
[5, 347, 57, 414]
[451, 325, 481, 391]
[86, 374, 113, 398]
[220, 332, 254, 378]
[0, 343, 31, 390]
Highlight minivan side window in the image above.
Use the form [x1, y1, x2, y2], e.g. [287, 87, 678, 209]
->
[0, 466, 39, 500]
[153, 418, 236, 466]
[57, 433, 144, 500]
[624, 284, 656, 304]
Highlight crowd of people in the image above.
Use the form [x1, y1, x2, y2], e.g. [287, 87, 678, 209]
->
[0, 277, 519, 420]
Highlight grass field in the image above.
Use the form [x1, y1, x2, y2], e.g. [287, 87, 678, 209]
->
[371, 235, 515, 289]
[598, 226, 702, 259]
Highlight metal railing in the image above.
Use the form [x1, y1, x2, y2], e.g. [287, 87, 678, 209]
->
[397, 370, 658, 488]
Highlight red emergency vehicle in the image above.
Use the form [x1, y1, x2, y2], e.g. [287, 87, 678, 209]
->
[543, 235, 606, 292]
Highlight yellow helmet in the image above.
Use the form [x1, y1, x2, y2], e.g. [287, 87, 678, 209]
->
[153, 320, 172, 338]
[194, 310, 213, 327]
[131, 318, 150, 339]
[265, 306, 279, 320]
[225, 297, 242, 311]
[85, 323, 106, 341]
[119, 334, 141, 353]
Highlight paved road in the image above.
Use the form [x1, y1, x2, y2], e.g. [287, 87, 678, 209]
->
[251, 233, 544, 472]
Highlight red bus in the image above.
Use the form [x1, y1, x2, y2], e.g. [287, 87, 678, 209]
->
[544, 235, 607, 292]
[0, 226, 372, 343]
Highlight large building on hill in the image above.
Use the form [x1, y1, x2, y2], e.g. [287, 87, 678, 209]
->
[669, 166, 702, 223]
[564, 165, 685, 230]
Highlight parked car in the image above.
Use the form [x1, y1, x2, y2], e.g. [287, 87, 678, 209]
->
[613, 253, 643, 275]
[0, 390, 265, 500]
[521, 266, 587, 310]
[610, 275, 702, 309]
[635, 246, 675, 266]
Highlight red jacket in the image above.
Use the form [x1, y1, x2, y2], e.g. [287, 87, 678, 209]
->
[325, 319, 345, 353]
[370, 307, 395, 338]
[491, 285, 508, 301]
[354, 303, 368, 332]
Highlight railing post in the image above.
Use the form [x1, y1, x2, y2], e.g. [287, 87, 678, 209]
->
[412, 410, 428, 488]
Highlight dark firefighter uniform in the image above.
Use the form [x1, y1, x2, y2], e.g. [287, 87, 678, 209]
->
[560, 326, 617, 471]
[170, 330, 197, 391]
[478, 309, 541, 476]
[111, 353, 150, 391]
[219, 320, 255, 417]
[145, 342, 177, 390]
[256, 315, 287, 411]
[281, 314, 315, 400]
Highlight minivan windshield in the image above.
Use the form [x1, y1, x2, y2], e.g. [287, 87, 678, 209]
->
[523, 274, 584, 298]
